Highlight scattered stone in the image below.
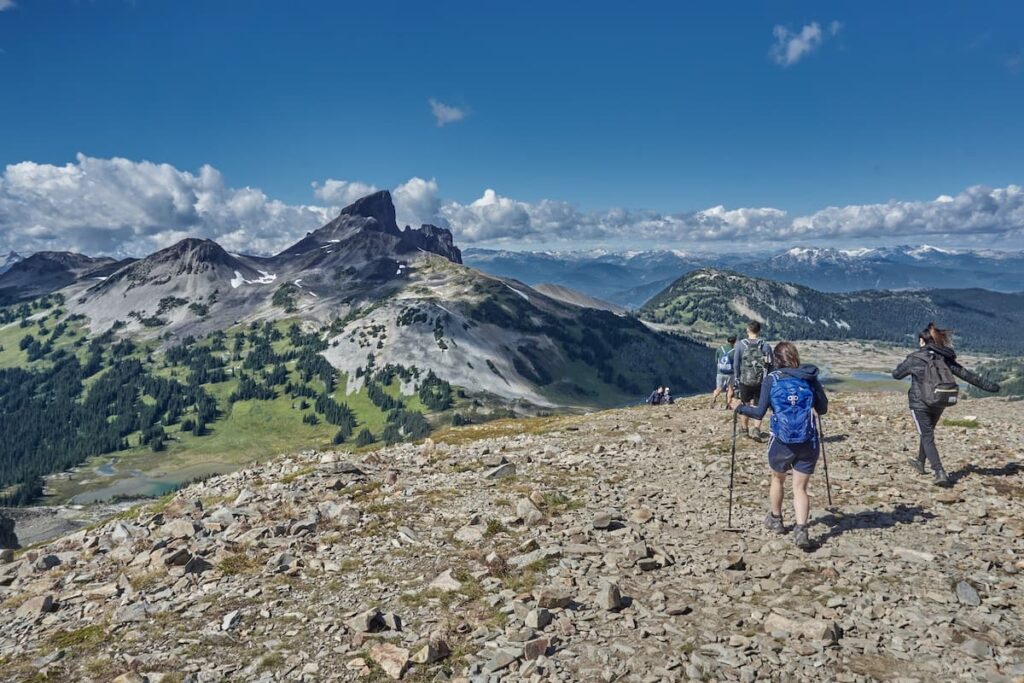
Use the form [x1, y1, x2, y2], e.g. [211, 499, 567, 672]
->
[16, 595, 55, 618]
[535, 586, 572, 609]
[765, 612, 840, 642]
[525, 608, 551, 629]
[597, 582, 623, 611]
[484, 463, 516, 479]
[368, 642, 409, 680]
[221, 609, 241, 631]
[428, 569, 463, 593]
[348, 608, 385, 633]
[523, 636, 551, 659]
[955, 580, 981, 607]
[630, 507, 654, 524]
[411, 638, 450, 664]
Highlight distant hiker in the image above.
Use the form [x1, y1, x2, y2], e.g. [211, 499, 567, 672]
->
[732, 321, 773, 441]
[892, 323, 1000, 487]
[736, 341, 827, 550]
[663, 387, 674, 405]
[647, 386, 665, 405]
[710, 335, 737, 408]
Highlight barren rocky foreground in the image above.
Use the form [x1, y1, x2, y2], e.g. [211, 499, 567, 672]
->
[1, 392, 1022, 683]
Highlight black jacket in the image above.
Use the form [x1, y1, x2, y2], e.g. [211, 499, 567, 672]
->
[892, 344, 999, 411]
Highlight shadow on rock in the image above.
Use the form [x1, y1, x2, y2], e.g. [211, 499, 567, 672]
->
[948, 460, 1021, 485]
[811, 504, 935, 548]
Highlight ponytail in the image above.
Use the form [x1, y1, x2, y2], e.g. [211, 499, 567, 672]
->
[919, 322, 951, 348]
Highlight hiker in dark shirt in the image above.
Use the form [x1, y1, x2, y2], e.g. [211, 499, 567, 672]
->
[892, 322, 999, 487]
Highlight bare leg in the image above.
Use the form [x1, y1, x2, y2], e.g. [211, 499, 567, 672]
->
[792, 471, 811, 525]
[769, 471, 786, 517]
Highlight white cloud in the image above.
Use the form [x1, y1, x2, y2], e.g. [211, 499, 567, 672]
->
[771, 21, 839, 66]
[393, 177, 442, 227]
[428, 98, 467, 127]
[2, 155, 1023, 256]
[0, 154, 331, 257]
[311, 179, 379, 205]
[0, 0, 14, 11]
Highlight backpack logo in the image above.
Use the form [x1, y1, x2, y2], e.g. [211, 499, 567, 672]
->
[771, 376, 814, 445]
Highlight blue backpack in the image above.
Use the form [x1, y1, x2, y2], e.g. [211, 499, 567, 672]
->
[770, 373, 815, 444]
[716, 346, 734, 374]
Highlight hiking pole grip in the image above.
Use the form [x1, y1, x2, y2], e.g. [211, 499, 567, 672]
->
[728, 410, 738, 528]
[817, 413, 833, 506]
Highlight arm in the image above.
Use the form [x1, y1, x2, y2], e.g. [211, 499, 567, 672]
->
[737, 375, 773, 419]
[811, 377, 829, 416]
[949, 362, 1001, 393]
[892, 355, 915, 380]
[732, 342, 743, 386]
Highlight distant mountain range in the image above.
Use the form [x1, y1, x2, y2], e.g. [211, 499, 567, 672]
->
[463, 246, 1024, 307]
[0, 192, 710, 408]
[639, 268, 1024, 355]
[0, 252, 23, 275]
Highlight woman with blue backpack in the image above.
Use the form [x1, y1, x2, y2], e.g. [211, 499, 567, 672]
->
[736, 341, 827, 550]
[892, 323, 1000, 487]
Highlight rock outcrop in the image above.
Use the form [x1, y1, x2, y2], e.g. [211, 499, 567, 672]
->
[0, 512, 17, 549]
[0, 392, 1021, 682]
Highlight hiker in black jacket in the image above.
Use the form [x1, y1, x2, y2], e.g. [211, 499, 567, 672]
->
[892, 322, 1000, 486]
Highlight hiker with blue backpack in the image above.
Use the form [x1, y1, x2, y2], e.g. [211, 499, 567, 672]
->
[735, 341, 828, 550]
[710, 335, 737, 409]
[892, 322, 1000, 487]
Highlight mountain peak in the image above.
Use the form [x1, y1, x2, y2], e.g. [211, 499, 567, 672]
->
[338, 190, 399, 234]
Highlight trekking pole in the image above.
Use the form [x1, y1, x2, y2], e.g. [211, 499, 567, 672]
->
[727, 409, 739, 529]
[817, 413, 833, 507]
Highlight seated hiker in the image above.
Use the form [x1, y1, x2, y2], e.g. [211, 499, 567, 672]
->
[892, 322, 1000, 487]
[647, 386, 664, 405]
[735, 341, 827, 550]
[711, 335, 737, 409]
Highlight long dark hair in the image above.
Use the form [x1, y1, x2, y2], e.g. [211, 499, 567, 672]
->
[774, 341, 801, 369]
[919, 322, 951, 348]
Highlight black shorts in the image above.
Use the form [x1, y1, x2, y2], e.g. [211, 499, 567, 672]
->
[738, 383, 761, 403]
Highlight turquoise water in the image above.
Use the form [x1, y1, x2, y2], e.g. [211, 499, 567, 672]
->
[850, 371, 907, 383]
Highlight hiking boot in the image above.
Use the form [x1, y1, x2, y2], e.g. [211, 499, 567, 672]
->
[764, 513, 785, 534]
[793, 524, 813, 550]
[748, 427, 763, 442]
[933, 468, 950, 487]
[907, 457, 926, 475]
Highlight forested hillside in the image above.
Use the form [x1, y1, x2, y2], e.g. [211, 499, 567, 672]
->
[969, 358, 1024, 399]
[0, 299, 459, 506]
[640, 269, 1024, 354]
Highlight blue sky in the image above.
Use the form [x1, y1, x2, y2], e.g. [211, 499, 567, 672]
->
[1, 1, 1023, 254]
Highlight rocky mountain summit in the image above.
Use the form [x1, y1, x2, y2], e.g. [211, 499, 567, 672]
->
[1, 392, 1020, 682]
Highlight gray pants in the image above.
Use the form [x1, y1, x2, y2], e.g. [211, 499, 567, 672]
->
[911, 407, 946, 473]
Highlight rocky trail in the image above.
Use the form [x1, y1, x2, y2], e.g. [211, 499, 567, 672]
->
[1, 392, 1021, 682]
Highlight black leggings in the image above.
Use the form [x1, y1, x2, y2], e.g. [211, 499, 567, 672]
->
[911, 407, 946, 473]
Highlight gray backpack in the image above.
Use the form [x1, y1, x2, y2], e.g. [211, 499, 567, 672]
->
[921, 353, 960, 408]
[739, 338, 771, 386]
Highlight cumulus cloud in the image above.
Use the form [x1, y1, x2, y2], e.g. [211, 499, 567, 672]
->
[2, 154, 1023, 256]
[771, 20, 839, 66]
[311, 179, 379, 205]
[0, 154, 331, 257]
[428, 98, 467, 127]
